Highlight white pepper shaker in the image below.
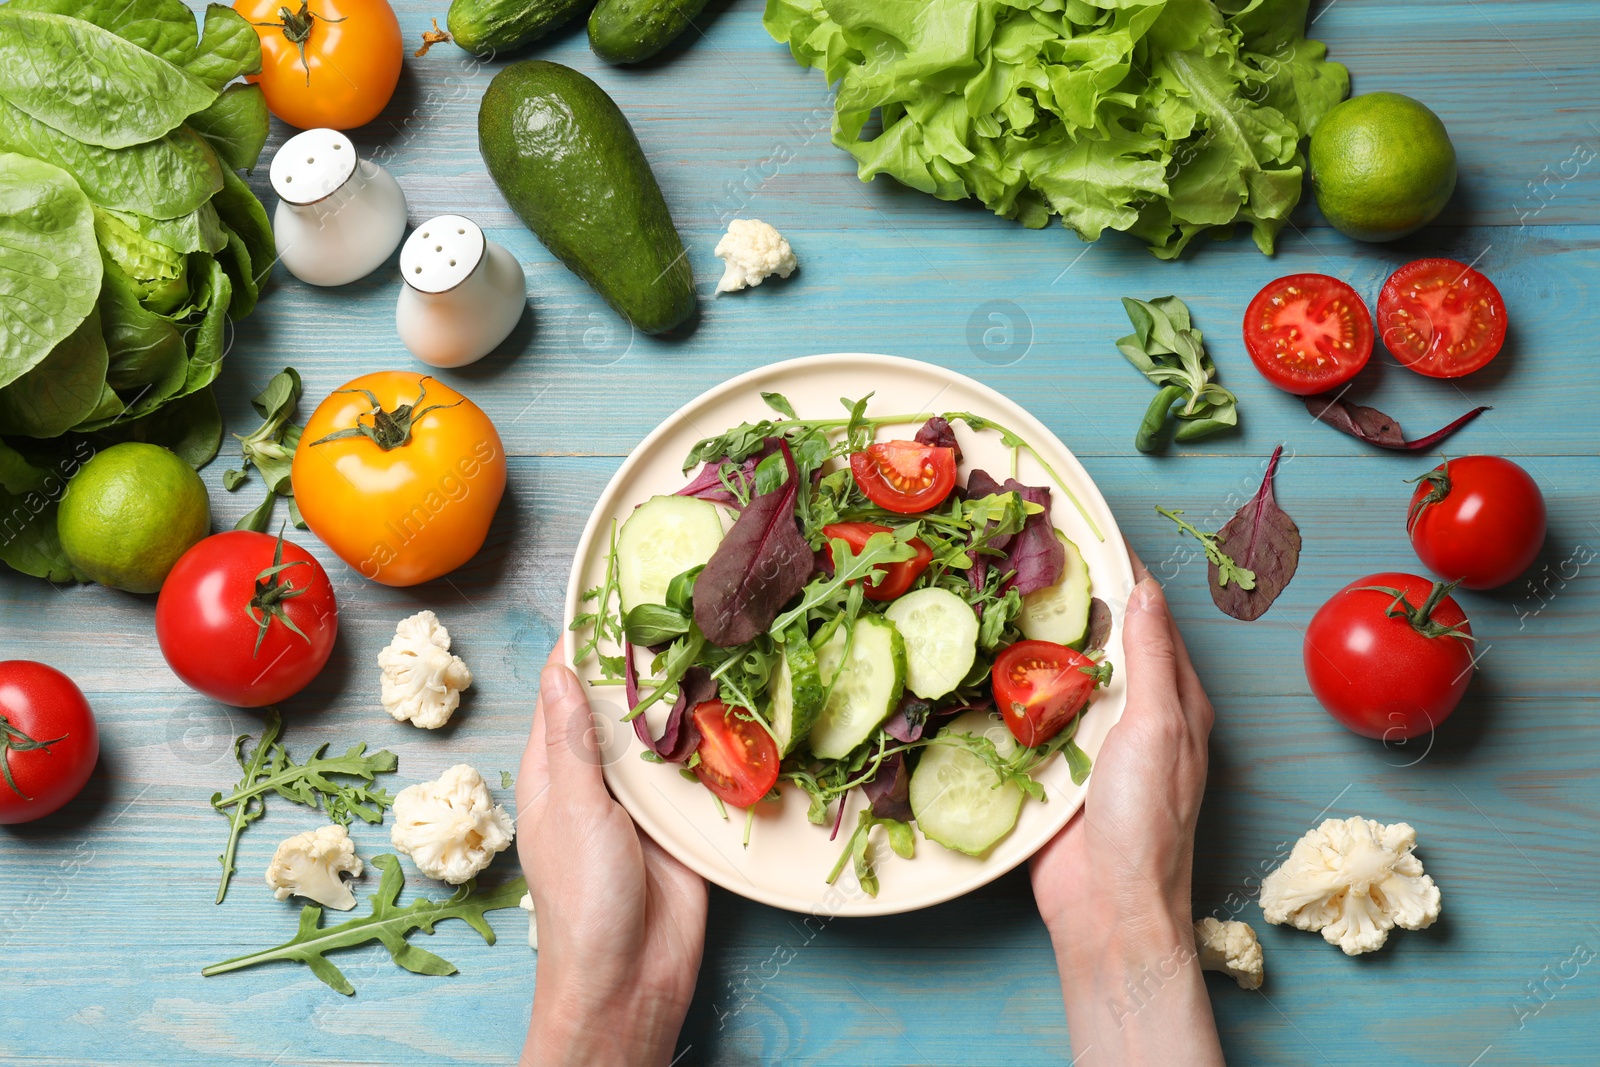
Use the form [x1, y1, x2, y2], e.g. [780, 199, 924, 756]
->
[395, 214, 527, 368]
[270, 128, 407, 287]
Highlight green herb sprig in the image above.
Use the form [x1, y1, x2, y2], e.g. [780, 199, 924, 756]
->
[1118, 297, 1238, 452]
[202, 854, 525, 994]
[225, 367, 306, 532]
[1155, 506, 1257, 590]
[211, 710, 399, 904]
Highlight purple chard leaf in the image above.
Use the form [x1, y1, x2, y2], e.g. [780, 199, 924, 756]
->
[692, 440, 813, 647]
[1305, 396, 1490, 451]
[631, 662, 715, 763]
[863, 752, 913, 823]
[1208, 446, 1301, 622]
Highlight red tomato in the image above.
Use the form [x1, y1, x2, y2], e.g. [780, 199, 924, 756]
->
[821, 522, 932, 600]
[849, 441, 957, 514]
[1244, 274, 1374, 395]
[1303, 573, 1474, 741]
[1378, 258, 1508, 378]
[993, 640, 1099, 747]
[1407, 456, 1545, 590]
[156, 532, 339, 707]
[690, 699, 779, 808]
[0, 662, 99, 825]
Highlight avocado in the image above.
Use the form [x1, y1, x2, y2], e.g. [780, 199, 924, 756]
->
[478, 61, 696, 335]
[447, 0, 595, 56]
[588, 0, 710, 65]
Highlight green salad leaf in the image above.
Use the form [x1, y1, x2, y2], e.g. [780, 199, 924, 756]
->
[203, 854, 527, 995]
[0, 310, 109, 438]
[0, 10, 216, 149]
[0, 101, 225, 220]
[765, 0, 1348, 257]
[0, 154, 102, 389]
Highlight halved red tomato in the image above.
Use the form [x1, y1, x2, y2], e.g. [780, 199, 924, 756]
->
[690, 699, 779, 808]
[822, 522, 932, 600]
[993, 640, 1099, 747]
[1378, 258, 1507, 378]
[1244, 274, 1374, 395]
[850, 441, 957, 514]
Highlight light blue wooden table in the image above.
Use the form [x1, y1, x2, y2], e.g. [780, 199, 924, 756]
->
[3, 1, 1598, 1064]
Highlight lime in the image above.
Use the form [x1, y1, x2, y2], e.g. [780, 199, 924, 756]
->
[1310, 92, 1457, 243]
[57, 442, 210, 593]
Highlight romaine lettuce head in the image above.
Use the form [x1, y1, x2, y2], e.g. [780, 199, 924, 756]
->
[94, 206, 189, 315]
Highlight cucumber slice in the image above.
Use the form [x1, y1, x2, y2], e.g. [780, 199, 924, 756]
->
[808, 615, 905, 760]
[1017, 535, 1091, 647]
[616, 495, 726, 613]
[768, 623, 825, 756]
[910, 709, 1025, 856]
[884, 588, 979, 700]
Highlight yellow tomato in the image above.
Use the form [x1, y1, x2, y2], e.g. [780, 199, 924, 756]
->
[292, 372, 506, 587]
[235, 0, 402, 130]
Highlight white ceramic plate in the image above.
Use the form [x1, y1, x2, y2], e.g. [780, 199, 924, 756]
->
[563, 354, 1133, 916]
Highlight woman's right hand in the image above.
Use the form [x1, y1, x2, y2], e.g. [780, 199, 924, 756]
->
[1029, 563, 1224, 1066]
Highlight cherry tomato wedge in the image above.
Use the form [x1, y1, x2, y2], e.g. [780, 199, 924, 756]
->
[993, 640, 1098, 747]
[1244, 274, 1374, 395]
[1377, 258, 1508, 378]
[1407, 456, 1545, 590]
[690, 699, 779, 808]
[821, 522, 932, 600]
[849, 441, 957, 514]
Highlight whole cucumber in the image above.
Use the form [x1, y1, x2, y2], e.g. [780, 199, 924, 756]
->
[588, 0, 710, 65]
[448, 0, 595, 56]
[478, 61, 696, 335]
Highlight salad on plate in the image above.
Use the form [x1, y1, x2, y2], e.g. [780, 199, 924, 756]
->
[572, 393, 1113, 894]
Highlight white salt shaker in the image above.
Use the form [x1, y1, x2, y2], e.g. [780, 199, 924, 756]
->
[270, 128, 407, 287]
[395, 215, 526, 368]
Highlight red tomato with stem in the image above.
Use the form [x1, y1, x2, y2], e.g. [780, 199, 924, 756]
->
[993, 640, 1104, 747]
[156, 531, 339, 707]
[849, 441, 957, 514]
[1244, 274, 1374, 395]
[822, 522, 932, 600]
[1407, 455, 1545, 590]
[0, 661, 99, 825]
[690, 699, 779, 808]
[1303, 573, 1474, 741]
[1378, 258, 1508, 378]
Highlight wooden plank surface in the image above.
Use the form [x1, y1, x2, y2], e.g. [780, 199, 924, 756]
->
[3, 1, 1598, 1064]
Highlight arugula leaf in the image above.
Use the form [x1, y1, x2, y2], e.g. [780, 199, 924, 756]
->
[210, 710, 399, 905]
[769, 531, 914, 637]
[1156, 507, 1257, 591]
[202, 854, 526, 995]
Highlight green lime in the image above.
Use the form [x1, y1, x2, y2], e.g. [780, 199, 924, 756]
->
[57, 442, 210, 593]
[1310, 92, 1457, 243]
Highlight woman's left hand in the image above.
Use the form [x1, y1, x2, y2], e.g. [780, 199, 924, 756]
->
[517, 649, 707, 1067]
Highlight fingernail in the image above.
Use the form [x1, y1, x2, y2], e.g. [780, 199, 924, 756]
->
[540, 664, 577, 702]
[1128, 577, 1162, 614]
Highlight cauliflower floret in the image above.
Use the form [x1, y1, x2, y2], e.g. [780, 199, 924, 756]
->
[391, 764, 514, 884]
[1260, 816, 1441, 956]
[379, 610, 473, 730]
[264, 824, 363, 911]
[520, 891, 538, 950]
[714, 219, 797, 293]
[1194, 917, 1264, 989]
